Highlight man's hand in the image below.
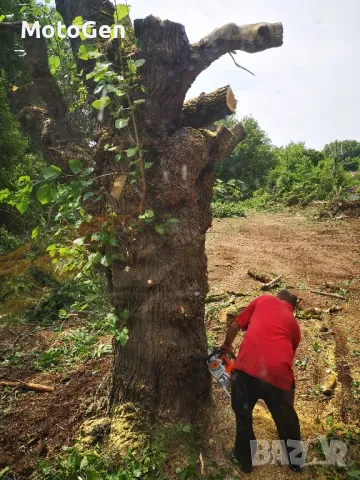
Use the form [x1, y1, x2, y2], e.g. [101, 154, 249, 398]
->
[220, 343, 236, 358]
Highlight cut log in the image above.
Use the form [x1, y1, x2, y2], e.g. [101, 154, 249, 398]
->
[182, 86, 237, 128]
[310, 290, 347, 300]
[260, 274, 283, 291]
[0, 381, 54, 393]
[247, 270, 271, 283]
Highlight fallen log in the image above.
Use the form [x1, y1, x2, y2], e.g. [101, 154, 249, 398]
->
[260, 274, 283, 291]
[247, 269, 271, 283]
[0, 380, 54, 393]
[310, 290, 347, 300]
[181, 86, 237, 129]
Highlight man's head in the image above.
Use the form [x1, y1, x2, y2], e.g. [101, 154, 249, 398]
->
[277, 290, 298, 310]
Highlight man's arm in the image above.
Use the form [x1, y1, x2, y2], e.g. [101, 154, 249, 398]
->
[220, 299, 258, 355]
[221, 320, 241, 356]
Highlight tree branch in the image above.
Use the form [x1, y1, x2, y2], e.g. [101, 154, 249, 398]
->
[190, 22, 283, 79]
[55, 0, 115, 77]
[0, 22, 68, 121]
[210, 123, 246, 161]
[182, 86, 237, 128]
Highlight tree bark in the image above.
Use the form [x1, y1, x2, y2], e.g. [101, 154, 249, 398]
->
[182, 86, 237, 129]
[5, 2, 283, 435]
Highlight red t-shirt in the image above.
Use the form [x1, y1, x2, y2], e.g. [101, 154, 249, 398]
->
[233, 295, 301, 391]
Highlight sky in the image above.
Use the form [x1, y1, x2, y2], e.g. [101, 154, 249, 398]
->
[128, 0, 359, 149]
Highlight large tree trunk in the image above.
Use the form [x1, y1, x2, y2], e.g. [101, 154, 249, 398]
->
[2, 1, 283, 448]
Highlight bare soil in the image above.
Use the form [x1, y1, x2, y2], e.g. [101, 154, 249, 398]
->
[0, 212, 359, 478]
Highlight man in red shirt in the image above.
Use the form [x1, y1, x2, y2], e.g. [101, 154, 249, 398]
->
[221, 290, 303, 473]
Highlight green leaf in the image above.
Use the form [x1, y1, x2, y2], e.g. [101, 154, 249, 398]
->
[114, 4, 131, 22]
[134, 59, 145, 68]
[114, 154, 122, 162]
[126, 146, 138, 158]
[144, 162, 152, 169]
[115, 118, 129, 129]
[127, 59, 136, 75]
[100, 255, 111, 267]
[36, 184, 52, 205]
[92, 96, 110, 110]
[144, 209, 155, 218]
[0, 189, 10, 202]
[49, 55, 60, 75]
[79, 456, 88, 470]
[83, 192, 94, 201]
[169, 218, 180, 224]
[88, 251, 102, 264]
[31, 226, 40, 239]
[0, 16, 5, 23]
[69, 159, 84, 175]
[78, 44, 97, 61]
[73, 237, 85, 245]
[155, 224, 165, 235]
[15, 199, 29, 214]
[42, 165, 62, 180]
[72, 16, 83, 26]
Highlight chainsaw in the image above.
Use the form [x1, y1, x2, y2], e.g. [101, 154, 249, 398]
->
[206, 347, 234, 399]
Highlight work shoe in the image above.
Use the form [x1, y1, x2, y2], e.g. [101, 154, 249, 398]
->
[289, 464, 302, 473]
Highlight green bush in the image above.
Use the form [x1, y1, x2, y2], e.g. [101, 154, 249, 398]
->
[264, 143, 353, 206]
[212, 202, 246, 218]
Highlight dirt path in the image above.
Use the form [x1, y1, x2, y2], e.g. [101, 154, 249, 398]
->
[203, 212, 360, 479]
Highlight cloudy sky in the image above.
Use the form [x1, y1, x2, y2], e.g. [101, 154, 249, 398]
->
[130, 0, 359, 149]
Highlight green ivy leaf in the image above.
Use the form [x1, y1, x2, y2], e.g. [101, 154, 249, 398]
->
[126, 146, 138, 158]
[0, 189, 10, 202]
[15, 198, 29, 214]
[169, 218, 180, 224]
[100, 255, 111, 267]
[115, 118, 129, 129]
[0, 15, 5, 22]
[72, 16, 83, 26]
[92, 96, 110, 110]
[114, 154, 122, 162]
[155, 224, 165, 235]
[73, 237, 85, 245]
[31, 226, 40, 239]
[69, 159, 84, 175]
[42, 165, 62, 180]
[114, 4, 131, 22]
[88, 251, 102, 264]
[127, 59, 136, 75]
[83, 192, 94, 201]
[115, 327, 129, 346]
[49, 55, 60, 75]
[36, 184, 52, 205]
[78, 44, 97, 61]
[134, 59, 145, 68]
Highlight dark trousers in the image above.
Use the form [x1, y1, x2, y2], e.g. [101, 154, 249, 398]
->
[231, 369, 303, 468]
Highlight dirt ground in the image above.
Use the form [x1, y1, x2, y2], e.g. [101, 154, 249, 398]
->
[0, 211, 359, 478]
[203, 212, 360, 479]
